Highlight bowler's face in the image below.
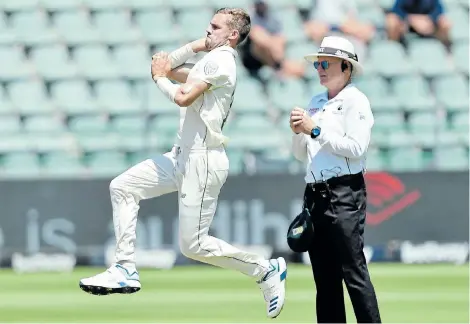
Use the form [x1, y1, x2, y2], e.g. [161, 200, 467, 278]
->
[205, 13, 232, 50]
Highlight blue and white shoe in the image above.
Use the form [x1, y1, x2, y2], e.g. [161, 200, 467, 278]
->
[79, 264, 141, 296]
[257, 257, 287, 319]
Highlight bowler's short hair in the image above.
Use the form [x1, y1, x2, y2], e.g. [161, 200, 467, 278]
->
[216, 7, 251, 45]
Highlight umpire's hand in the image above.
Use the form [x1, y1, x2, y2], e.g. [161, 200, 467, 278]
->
[290, 107, 316, 135]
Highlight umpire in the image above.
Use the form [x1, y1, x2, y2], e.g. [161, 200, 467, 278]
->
[287, 36, 382, 323]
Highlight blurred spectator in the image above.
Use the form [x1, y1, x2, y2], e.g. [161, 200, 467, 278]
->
[386, 0, 451, 47]
[303, 0, 376, 60]
[240, 0, 305, 79]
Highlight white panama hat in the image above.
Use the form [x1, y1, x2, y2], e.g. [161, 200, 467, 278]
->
[304, 36, 363, 76]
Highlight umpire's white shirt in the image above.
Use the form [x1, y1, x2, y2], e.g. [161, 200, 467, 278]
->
[292, 84, 374, 183]
[178, 46, 237, 150]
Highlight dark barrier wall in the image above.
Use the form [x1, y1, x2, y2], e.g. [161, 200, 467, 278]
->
[0, 171, 468, 257]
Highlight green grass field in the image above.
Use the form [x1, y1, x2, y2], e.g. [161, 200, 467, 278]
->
[0, 263, 468, 323]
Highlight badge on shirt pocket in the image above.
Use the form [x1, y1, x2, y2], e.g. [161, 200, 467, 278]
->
[328, 101, 344, 115]
[332, 106, 343, 115]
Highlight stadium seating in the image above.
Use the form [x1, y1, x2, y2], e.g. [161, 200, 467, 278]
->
[433, 74, 469, 113]
[354, 75, 400, 112]
[366, 40, 414, 77]
[0, 1, 466, 178]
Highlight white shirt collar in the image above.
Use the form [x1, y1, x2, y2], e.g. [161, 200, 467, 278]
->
[211, 46, 238, 58]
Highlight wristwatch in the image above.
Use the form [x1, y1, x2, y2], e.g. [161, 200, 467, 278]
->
[311, 126, 321, 139]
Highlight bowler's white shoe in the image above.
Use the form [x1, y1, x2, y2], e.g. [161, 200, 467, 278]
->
[79, 264, 141, 296]
[257, 257, 287, 319]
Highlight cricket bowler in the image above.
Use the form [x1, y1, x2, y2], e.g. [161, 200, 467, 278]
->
[79, 7, 287, 319]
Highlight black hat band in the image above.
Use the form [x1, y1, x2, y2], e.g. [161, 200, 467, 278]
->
[318, 47, 358, 61]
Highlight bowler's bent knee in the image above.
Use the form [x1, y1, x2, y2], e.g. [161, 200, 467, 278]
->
[179, 234, 200, 260]
[109, 173, 127, 197]
[179, 233, 214, 261]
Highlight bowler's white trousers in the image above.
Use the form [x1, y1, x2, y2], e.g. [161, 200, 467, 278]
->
[109, 146, 270, 280]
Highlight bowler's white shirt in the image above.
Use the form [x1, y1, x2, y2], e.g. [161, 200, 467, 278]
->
[292, 84, 374, 183]
[177, 46, 237, 150]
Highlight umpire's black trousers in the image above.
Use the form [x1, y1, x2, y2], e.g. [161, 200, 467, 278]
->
[305, 172, 381, 323]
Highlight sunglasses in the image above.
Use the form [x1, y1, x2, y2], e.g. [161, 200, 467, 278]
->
[313, 61, 330, 70]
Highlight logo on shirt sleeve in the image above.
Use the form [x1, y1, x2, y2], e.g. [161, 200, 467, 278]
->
[204, 61, 219, 75]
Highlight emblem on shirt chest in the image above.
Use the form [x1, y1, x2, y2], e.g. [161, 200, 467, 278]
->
[325, 100, 344, 115]
[204, 61, 218, 75]
[332, 105, 343, 115]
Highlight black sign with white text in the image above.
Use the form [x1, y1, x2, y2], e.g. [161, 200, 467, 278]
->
[0, 172, 467, 263]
